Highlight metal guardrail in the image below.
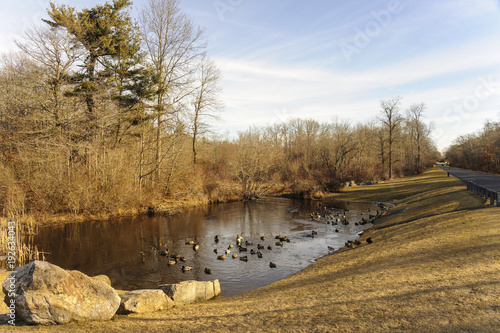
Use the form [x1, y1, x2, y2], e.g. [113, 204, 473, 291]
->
[466, 181, 500, 207]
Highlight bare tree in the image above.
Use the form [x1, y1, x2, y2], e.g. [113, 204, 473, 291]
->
[139, 0, 206, 178]
[379, 97, 403, 179]
[16, 26, 83, 135]
[406, 103, 426, 173]
[190, 56, 223, 165]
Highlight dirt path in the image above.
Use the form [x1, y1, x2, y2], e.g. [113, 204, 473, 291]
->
[2, 167, 499, 332]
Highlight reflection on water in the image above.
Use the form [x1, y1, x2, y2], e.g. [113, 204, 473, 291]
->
[33, 198, 378, 297]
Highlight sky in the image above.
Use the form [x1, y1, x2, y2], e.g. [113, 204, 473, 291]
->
[1, 0, 500, 152]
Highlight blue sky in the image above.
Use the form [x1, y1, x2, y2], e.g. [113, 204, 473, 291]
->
[1, 0, 500, 152]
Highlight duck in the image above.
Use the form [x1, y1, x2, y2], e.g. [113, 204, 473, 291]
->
[260, 236, 266, 240]
[366, 237, 373, 244]
[240, 256, 249, 262]
[185, 240, 195, 245]
[204, 268, 212, 274]
[345, 241, 355, 249]
[167, 260, 177, 266]
[232, 253, 238, 259]
[181, 265, 192, 272]
[225, 249, 231, 255]
[257, 252, 263, 258]
[335, 229, 339, 233]
[269, 262, 277, 268]
[267, 245, 273, 250]
[257, 244, 264, 250]
[217, 254, 226, 260]
[236, 234, 243, 246]
[276, 241, 284, 247]
[228, 244, 234, 250]
[179, 257, 187, 262]
[193, 244, 200, 252]
[214, 249, 219, 254]
[245, 240, 253, 246]
[214, 235, 220, 243]
[160, 250, 169, 256]
[238, 246, 247, 252]
[250, 249, 256, 255]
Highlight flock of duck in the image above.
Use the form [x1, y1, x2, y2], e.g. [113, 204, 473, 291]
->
[157, 233, 283, 275]
[309, 204, 381, 227]
[211, 234, 282, 269]
[155, 203, 385, 276]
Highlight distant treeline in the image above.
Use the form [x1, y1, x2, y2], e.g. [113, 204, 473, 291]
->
[445, 121, 500, 174]
[0, 0, 439, 220]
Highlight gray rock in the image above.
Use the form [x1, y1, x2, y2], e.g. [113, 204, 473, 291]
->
[2, 261, 120, 325]
[117, 289, 174, 314]
[156, 280, 221, 305]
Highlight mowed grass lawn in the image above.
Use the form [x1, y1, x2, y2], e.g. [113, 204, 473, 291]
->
[1, 166, 499, 332]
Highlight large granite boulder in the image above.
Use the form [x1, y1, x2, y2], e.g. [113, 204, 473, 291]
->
[156, 280, 221, 305]
[117, 289, 174, 314]
[2, 261, 120, 325]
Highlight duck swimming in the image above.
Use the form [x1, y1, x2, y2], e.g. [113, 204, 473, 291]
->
[204, 268, 212, 274]
[236, 234, 243, 246]
[269, 262, 277, 268]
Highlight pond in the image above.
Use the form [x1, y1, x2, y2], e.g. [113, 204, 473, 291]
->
[32, 198, 380, 297]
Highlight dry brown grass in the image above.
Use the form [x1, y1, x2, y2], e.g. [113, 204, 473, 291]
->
[1, 167, 499, 332]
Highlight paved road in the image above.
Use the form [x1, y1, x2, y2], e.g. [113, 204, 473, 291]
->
[438, 165, 500, 192]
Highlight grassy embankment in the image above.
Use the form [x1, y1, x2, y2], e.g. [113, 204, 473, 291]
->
[1, 166, 499, 332]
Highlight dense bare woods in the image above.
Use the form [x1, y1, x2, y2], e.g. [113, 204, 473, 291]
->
[445, 121, 500, 173]
[0, 0, 439, 227]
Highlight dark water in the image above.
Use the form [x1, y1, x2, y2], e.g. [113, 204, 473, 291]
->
[32, 198, 378, 297]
